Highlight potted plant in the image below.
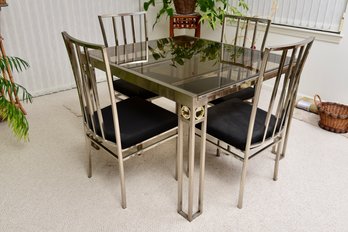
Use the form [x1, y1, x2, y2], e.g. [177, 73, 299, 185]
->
[149, 37, 218, 66]
[0, 55, 32, 140]
[144, 0, 248, 30]
[149, 36, 244, 67]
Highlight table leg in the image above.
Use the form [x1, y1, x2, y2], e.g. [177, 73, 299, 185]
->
[198, 109, 207, 213]
[177, 113, 184, 212]
[177, 104, 207, 221]
[187, 113, 196, 221]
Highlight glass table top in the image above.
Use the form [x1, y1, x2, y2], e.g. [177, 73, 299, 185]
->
[97, 36, 282, 99]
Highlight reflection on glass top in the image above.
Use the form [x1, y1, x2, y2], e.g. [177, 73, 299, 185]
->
[103, 36, 280, 97]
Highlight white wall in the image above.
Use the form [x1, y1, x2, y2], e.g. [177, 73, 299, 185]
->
[267, 31, 348, 105]
[2, 0, 347, 105]
[1, 0, 140, 96]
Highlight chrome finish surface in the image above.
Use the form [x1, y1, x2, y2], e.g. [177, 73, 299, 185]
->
[89, 36, 285, 107]
[198, 104, 208, 214]
[177, 103, 207, 222]
[87, 139, 93, 178]
[180, 105, 206, 121]
[87, 35, 300, 221]
[195, 106, 205, 120]
[216, 140, 221, 157]
[98, 11, 150, 100]
[62, 31, 178, 210]
[216, 15, 271, 108]
[177, 111, 184, 213]
[221, 15, 271, 52]
[199, 37, 315, 209]
[180, 105, 191, 120]
[187, 107, 195, 221]
[98, 11, 148, 47]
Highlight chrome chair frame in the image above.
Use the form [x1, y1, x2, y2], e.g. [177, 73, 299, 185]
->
[98, 11, 156, 100]
[199, 37, 314, 208]
[221, 15, 271, 52]
[98, 11, 148, 47]
[212, 15, 272, 105]
[62, 31, 177, 209]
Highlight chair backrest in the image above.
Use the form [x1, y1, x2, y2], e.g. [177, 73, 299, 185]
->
[62, 31, 122, 147]
[98, 11, 148, 47]
[247, 37, 314, 150]
[221, 15, 271, 52]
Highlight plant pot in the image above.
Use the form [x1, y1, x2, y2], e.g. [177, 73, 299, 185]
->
[173, 36, 196, 47]
[173, 0, 196, 15]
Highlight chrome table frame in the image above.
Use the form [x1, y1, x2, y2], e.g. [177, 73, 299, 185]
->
[89, 36, 283, 221]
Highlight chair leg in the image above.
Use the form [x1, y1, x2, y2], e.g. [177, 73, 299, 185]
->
[85, 138, 93, 178]
[237, 157, 249, 209]
[280, 132, 290, 159]
[273, 140, 283, 181]
[137, 144, 143, 156]
[216, 140, 221, 157]
[280, 103, 296, 159]
[271, 141, 285, 160]
[88, 148, 92, 178]
[117, 157, 127, 209]
[175, 136, 178, 180]
[271, 144, 277, 154]
[227, 145, 231, 154]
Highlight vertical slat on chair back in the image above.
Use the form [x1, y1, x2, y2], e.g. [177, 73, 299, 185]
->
[220, 43, 260, 83]
[246, 37, 314, 149]
[62, 32, 123, 148]
[98, 11, 148, 47]
[221, 15, 271, 52]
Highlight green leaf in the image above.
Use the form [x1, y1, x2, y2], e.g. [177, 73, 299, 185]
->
[0, 56, 30, 73]
[144, 2, 150, 11]
[0, 56, 31, 141]
[166, 8, 174, 16]
[143, 0, 155, 11]
[144, 0, 249, 31]
[0, 96, 30, 141]
[0, 78, 32, 102]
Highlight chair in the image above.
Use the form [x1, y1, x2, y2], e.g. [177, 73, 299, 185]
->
[62, 31, 178, 209]
[210, 15, 271, 104]
[199, 37, 314, 208]
[98, 11, 157, 99]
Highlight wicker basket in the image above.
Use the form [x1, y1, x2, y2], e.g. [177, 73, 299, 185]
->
[314, 95, 348, 133]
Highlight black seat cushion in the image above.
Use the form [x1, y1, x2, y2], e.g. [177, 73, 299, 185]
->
[210, 87, 255, 105]
[201, 98, 277, 151]
[113, 79, 157, 99]
[93, 97, 177, 149]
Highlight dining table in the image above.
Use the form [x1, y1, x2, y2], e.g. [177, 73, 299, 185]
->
[90, 35, 285, 221]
